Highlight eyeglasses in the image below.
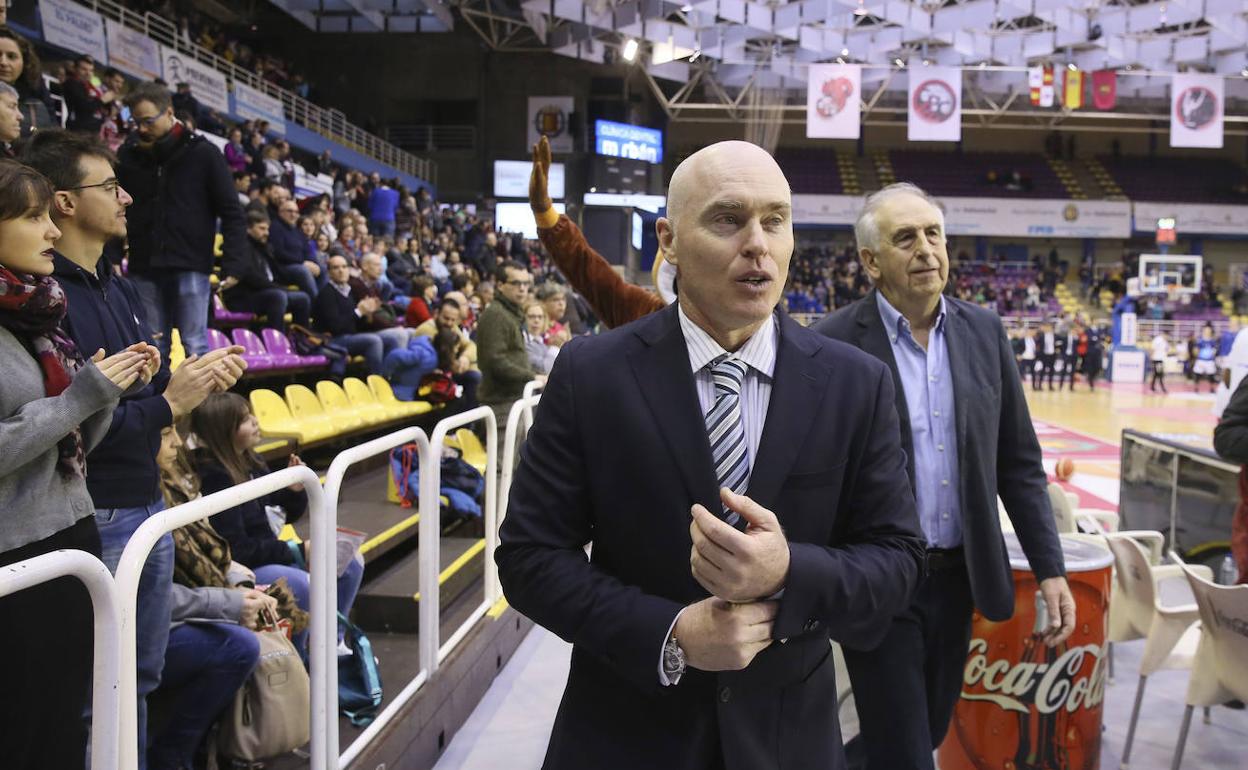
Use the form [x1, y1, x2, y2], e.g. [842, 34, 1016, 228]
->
[131, 113, 164, 128]
[506, 279, 533, 288]
[68, 179, 122, 197]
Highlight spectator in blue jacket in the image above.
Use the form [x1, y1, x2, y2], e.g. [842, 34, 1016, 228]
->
[367, 176, 399, 237]
[267, 198, 319, 297]
[383, 334, 438, 400]
[113, 82, 248, 359]
[25, 129, 246, 770]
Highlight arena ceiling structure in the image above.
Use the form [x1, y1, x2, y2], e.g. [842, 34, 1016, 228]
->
[267, 0, 1248, 129]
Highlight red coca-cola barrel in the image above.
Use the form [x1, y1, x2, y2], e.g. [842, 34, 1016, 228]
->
[937, 533, 1113, 770]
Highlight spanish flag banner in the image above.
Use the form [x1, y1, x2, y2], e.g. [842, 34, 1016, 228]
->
[1062, 68, 1084, 109]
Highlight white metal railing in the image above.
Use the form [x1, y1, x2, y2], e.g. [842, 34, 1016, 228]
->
[0, 549, 121, 769]
[114, 465, 324, 770]
[77, 0, 436, 184]
[320, 426, 431, 769]
[493, 394, 541, 602]
[335, 407, 497, 769]
[521, 380, 544, 433]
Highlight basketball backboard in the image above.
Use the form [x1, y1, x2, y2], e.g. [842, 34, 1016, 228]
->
[1139, 254, 1202, 295]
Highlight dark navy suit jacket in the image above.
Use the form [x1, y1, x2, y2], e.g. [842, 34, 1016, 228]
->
[497, 303, 926, 770]
[813, 290, 1065, 622]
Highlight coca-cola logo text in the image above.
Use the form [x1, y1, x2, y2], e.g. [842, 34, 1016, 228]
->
[961, 638, 1106, 714]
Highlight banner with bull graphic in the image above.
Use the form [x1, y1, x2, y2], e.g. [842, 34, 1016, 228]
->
[805, 64, 860, 140]
[1170, 73, 1223, 149]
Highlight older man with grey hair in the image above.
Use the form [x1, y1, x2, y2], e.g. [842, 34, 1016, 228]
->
[812, 182, 1074, 770]
[0, 81, 23, 152]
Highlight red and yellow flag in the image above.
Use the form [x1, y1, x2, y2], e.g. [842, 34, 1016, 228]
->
[1063, 68, 1084, 109]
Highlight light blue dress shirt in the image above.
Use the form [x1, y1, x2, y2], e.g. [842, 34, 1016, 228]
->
[875, 291, 963, 548]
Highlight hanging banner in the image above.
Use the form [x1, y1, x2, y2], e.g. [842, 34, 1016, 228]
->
[1170, 73, 1223, 149]
[1062, 68, 1084, 109]
[527, 96, 574, 154]
[231, 82, 286, 135]
[160, 46, 229, 114]
[104, 18, 160, 80]
[1029, 65, 1055, 107]
[908, 66, 961, 142]
[805, 63, 860, 139]
[39, 0, 107, 63]
[1092, 69, 1117, 110]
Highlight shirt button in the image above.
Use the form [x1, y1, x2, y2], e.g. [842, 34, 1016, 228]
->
[943, 512, 950, 519]
[941, 479, 949, 486]
[938, 444, 945, 451]
[933, 410, 940, 417]
[719, 686, 732, 703]
[929, 375, 936, 382]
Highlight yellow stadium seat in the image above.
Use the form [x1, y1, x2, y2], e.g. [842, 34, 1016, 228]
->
[317, 380, 385, 426]
[366, 375, 433, 417]
[344, 377, 407, 422]
[169, 329, 185, 372]
[213, 233, 224, 258]
[448, 427, 488, 476]
[250, 389, 332, 443]
[285, 384, 351, 436]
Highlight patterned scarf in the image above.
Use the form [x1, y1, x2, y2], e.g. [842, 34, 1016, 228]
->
[0, 266, 87, 478]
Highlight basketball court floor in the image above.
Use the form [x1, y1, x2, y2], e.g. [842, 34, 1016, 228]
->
[433, 377, 1248, 770]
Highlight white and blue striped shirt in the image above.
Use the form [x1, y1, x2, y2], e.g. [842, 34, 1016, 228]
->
[678, 305, 778, 477]
[660, 306, 778, 686]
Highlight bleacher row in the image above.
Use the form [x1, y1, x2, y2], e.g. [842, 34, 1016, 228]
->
[775, 150, 1248, 203]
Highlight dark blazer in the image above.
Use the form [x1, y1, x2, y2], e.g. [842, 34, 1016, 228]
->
[222, 236, 281, 300]
[497, 304, 926, 770]
[197, 457, 306, 569]
[812, 290, 1065, 621]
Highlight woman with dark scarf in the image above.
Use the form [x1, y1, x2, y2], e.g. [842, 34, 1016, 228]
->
[0, 160, 156, 769]
[0, 28, 57, 137]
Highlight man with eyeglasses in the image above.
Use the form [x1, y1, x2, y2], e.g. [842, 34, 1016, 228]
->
[110, 81, 248, 362]
[477, 258, 544, 430]
[268, 198, 321, 296]
[23, 129, 246, 770]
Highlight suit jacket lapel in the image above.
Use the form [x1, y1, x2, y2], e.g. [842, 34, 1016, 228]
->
[943, 303, 974, 484]
[855, 291, 915, 487]
[627, 305, 722, 515]
[746, 312, 826, 515]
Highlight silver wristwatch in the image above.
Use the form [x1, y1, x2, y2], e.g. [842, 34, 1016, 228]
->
[663, 635, 687, 680]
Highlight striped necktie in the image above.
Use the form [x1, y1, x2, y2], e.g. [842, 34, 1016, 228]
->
[705, 355, 750, 528]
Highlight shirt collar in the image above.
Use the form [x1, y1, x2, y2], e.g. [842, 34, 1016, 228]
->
[331, 280, 352, 297]
[875, 290, 947, 341]
[677, 303, 777, 379]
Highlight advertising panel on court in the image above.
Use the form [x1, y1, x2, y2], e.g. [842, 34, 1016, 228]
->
[231, 82, 287, 135]
[908, 66, 962, 142]
[805, 63, 860, 139]
[104, 18, 161, 80]
[1170, 73, 1223, 149]
[527, 96, 575, 154]
[1132, 201, 1248, 237]
[38, 0, 107, 63]
[160, 46, 230, 114]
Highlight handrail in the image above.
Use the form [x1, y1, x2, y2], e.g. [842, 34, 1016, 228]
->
[76, 0, 435, 184]
[321, 426, 431, 770]
[430, 407, 497, 662]
[0, 549, 121, 770]
[113, 465, 324, 770]
[521, 380, 544, 433]
[336, 407, 496, 769]
[494, 394, 541, 604]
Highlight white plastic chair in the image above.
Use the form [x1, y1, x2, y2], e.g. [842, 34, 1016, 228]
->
[1046, 482, 1120, 534]
[1169, 553, 1248, 770]
[1104, 533, 1211, 767]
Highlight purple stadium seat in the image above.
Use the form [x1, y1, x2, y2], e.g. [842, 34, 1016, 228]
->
[206, 328, 232, 351]
[213, 294, 255, 325]
[230, 328, 291, 370]
[261, 328, 328, 367]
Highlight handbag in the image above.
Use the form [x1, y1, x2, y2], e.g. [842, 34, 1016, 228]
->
[418, 370, 461, 403]
[338, 612, 383, 726]
[217, 609, 311, 762]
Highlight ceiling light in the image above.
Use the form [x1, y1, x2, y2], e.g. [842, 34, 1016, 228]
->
[853, 0, 868, 16]
[1242, 68, 1248, 77]
[894, 58, 905, 67]
[690, 49, 701, 62]
[923, 59, 931, 66]
[622, 38, 639, 62]
[1067, 62, 1077, 71]
[841, 47, 849, 57]
[836, 57, 845, 64]
[680, 3, 692, 11]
